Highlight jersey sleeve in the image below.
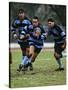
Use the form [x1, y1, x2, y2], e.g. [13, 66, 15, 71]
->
[28, 25, 33, 33]
[60, 31, 66, 39]
[11, 21, 17, 34]
[56, 25, 66, 39]
[39, 25, 47, 40]
[24, 24, 33, 34]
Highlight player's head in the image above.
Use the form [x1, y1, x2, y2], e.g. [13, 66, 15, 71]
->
[18, 9, 25, 20]
[47, 18, 55, 28]
[32, 16, 39, 27]
[34, 27, 41, 37]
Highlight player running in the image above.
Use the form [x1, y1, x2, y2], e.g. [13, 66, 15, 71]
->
[47, 18, 66, 71]
[12, 9, 32, 71]
[23, 16, 46, 70]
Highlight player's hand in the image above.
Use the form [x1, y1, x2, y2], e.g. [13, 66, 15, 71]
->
[20, 35, 25, 40]
[62, 40, 66, 49]
[41, 33, 47, 39]
[13, 34, 18, 39]
[61, 44, 65, 48]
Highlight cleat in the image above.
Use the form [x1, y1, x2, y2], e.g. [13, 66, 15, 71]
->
[17, 64, 23, 72]
[22, 64, 28, 71]
[28, 63, 33, 71]
[55, 67, 64, 71]
[29, 65, 33, 71]
[21, 67, 28, 71]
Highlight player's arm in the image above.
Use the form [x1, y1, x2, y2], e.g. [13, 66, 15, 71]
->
[11, 20, 18, 39]
[20, 33, 30, 40]
[20, 29, 30, 40]
[22, 19, 33, 39]
[61, 31, 66, 49]
[25, 24, 33, 38]
[57, 26, 66, 48]
[41, 26, 48, 40]
[22, 24, 33, 40]
[41, 32, 48, 40]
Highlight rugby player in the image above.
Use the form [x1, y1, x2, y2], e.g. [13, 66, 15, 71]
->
[47, 18, 66, 71]
[12, 9, 32, 71]
[24, 16, 46, 70]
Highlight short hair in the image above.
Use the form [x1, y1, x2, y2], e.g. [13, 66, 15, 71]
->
[48, 18, 54, 22]
[33, 16, 39, 20]
[18, 9, 25, 14]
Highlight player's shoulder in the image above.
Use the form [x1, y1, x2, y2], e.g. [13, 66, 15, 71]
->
[39, 24, 43, 28]
[12, 17, 20, 27]
[38, 24, 45, 33]
[54, 24, 62, 31]
[13, 17, 20, 24]
[23, 17, 32, 24]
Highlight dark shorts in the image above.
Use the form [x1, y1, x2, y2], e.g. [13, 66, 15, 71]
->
[18, 41, 29, 49]
[29, 43, 42, 54]
[54, 43, 65, 55]
[34, 46, 42, 54]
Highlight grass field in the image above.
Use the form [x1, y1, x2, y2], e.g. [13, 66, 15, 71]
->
[10, 48, 66, 88]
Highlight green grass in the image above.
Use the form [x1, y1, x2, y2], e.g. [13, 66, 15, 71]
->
[10, 49, 66, 88]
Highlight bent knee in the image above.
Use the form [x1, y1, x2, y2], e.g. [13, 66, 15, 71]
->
[31, 56, 37, 62]
[54, 52, 60, 59]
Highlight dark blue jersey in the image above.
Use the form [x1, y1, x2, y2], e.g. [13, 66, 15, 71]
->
[12, 17, 32, 42]
[30, 24, 45, 38]
[29, 24, 45, 48]
[48, 24, 66, 44]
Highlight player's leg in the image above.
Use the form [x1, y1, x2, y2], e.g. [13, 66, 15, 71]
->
[23, 45, 37, 71]
[21, 47, 30, 71]
[19, 45, 34, 71]
[54, 43, 65, 71]
[17, 47, 27, 71]
[32, 47, 42, 62]
[17, 41, 28, 71]
[29, 45, 35, 60]
[31, 53, 37, 62]
[20, 42, 31, 71]
[28, 46, 42, 70]
[27, 45, 35, 70]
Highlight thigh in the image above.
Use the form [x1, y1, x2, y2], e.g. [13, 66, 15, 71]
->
[35, 46, 42, 54]
[54, 43, 61, 55]
[32, 52, 38, 62]
[29, 45, 35, 55]
[26, 47, 30, 56]
[54, 43, 64, 58]
[18, 41, 29, 55]
[31, 46, 40, 62]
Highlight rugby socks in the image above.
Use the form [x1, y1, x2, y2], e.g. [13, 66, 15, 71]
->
[27, 54, 32, 64]
[21, 54, 32, 67]
[56, 58, 64, 68]
[21, 53, 26, 65]
[28, 57, 32, 64]
[21, 56, 28, 65]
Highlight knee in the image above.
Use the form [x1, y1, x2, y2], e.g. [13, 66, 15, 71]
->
[32, 59, 35, 63]
[22, 52, 26, 56]
[54, 52, 60, 59]
[27, 52, 34, 58]
[32, 56, 36, 63]
[29, 52, 34, 57]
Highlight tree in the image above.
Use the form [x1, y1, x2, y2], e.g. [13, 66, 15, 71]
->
[50, 5, 66, 26]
